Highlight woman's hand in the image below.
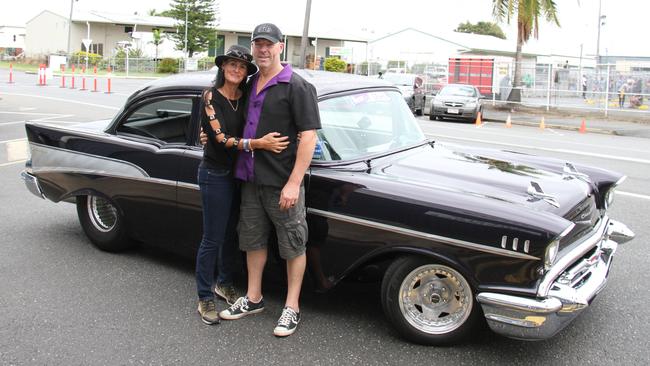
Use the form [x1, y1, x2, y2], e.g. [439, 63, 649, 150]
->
[257, 132, 289, 153]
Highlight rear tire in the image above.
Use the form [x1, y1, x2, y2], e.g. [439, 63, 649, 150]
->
[381, 256, 480, 345]
[76, 195, 132, 252]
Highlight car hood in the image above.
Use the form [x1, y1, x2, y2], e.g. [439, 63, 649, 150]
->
[370, 142, 591, 220]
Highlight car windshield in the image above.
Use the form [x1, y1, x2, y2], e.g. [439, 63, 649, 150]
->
[314, 90, 426, 161]
[382, 73, 415, 86]
[439, 85, 477, 97]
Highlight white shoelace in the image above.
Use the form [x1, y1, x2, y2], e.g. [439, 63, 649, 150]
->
[277, 308, 296, 327]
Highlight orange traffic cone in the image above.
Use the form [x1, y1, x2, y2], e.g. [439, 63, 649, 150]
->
[539, 117, 546, 130]
[505, 114, 512, 128]
[475, 111, 482, 127]
[579, 119, 587, 133]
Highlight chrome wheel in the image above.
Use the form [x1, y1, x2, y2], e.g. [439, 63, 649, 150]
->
[87, 196, 117, 233]
[398, 264, 473, 335]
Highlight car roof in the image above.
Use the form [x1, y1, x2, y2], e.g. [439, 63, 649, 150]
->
[128, 69, 395, 102]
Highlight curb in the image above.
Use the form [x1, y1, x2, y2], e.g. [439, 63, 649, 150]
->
[482, 117, 615, 135]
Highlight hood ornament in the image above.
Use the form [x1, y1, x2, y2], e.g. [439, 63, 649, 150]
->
[527, 181, 560, 208]
[563, 163, 591, 182]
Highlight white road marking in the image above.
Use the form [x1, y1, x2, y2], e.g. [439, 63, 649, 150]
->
[0, 111, 67, 116]
[0, 159, 26, 167]
[427, 133, 650, 164]
[545, 128, 564, 136]
[0, 92, 120, 110]
[0, 114, 75, 127]
[422, 122, 649, 154]
[617, 191, 650, 200]
[0, 138, 27, 144]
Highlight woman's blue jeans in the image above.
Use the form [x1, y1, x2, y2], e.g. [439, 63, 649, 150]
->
[196, 166, 239, 300]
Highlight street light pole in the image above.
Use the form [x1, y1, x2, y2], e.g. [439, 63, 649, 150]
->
[596, 0, 606, 65]
[66, 0, 77, 56]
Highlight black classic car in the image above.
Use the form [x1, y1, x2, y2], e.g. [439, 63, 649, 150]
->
[21, 70, 634, 345]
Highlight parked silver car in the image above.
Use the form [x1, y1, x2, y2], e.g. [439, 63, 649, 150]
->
[429, 84, 483, 121]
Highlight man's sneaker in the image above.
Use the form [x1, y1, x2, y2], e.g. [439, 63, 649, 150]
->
[197, 299, 220, 325]
[273, 306, 300, 337]
[214, 284, 238, 305]
[219, 296, 264, 320]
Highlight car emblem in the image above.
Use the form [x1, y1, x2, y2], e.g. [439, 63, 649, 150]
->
[527, 181, 560, 208]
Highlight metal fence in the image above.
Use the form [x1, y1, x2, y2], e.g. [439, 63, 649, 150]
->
[416, 60, 650, 117]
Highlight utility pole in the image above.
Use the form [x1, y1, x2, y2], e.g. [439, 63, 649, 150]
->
[299, 0, 312, 69]
[66, 0, 77, 56]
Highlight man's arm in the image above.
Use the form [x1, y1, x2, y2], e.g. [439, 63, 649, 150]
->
[279, 129, 317, 210]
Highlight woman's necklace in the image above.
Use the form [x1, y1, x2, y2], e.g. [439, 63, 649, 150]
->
[226, 97, 239, 112]
[218, 87, 240, 112]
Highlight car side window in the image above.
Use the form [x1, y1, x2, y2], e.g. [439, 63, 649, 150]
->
[116, 97, 194, 143]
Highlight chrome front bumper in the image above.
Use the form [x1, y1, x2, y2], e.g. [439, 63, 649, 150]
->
[21, 170, 44, 199]
[477, 218, 634, 340]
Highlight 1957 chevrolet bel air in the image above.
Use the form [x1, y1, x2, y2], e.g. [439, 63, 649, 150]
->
[21, 70, 635, 345]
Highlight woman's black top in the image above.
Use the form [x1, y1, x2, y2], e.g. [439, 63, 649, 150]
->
[200, 88, 245, 170]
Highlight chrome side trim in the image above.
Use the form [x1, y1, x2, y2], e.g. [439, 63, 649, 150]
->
[30, 142, 149, 179]
[307, 208, 540, 260]
[537, 217, 608, 297]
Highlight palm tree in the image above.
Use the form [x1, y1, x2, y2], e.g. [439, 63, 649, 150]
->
[493, 0, 560, 94]
[151, 29, 164, 60]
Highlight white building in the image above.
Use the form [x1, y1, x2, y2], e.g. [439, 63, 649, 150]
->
[25, 10, 177, 58]
[0, 25, 26, 58]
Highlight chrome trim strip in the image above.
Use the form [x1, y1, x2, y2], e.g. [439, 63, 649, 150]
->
[177, 181, 200, 191]
[30, 142, 149, 178]
[307, 208, 540, 260]
[477, 292, 562, 314]
[537, 217, 609, 297]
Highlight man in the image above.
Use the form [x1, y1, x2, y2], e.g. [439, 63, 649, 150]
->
[218, 23, 321, 337]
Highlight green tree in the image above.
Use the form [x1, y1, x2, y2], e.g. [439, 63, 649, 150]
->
[324, 57, 347, 73]
[455, 21, 506, 39]
[150, 29, 165, 60]
[166, 0, 217, 57]
[493, 0, 560, 91]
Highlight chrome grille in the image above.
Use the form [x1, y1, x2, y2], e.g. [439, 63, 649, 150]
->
[444, 102, 464, 107]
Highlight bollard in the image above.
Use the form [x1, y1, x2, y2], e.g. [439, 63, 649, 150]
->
[60, 65, 66, 88]
[92, 66, 98, 92]
[70, 65, 76, 89]
[80, 66, 87, 90]
[38, 64, 47, 86]
[105, 66, 112, 94]
[8, 63, 14, 84]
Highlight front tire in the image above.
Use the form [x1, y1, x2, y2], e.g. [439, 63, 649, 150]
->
[381, 256, 480, 345]
[76, 195, 132, 252]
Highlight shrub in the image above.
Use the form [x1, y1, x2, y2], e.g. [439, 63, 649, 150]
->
[324, 57, 347, 73]
[72, 51, 102, 66]
[158, 58, 178, 74]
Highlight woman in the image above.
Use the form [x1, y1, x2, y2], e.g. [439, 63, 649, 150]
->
[196, 45, 288, 325]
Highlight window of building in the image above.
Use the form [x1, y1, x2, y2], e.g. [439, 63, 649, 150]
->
[81, 43, 104, 56]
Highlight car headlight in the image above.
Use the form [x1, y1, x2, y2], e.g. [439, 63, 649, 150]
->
[544, 223, 574, 271]
[603, 176, 626, 209]
[544, 240, 560, 271]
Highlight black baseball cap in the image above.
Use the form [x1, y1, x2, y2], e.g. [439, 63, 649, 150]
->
[251, 23, 283, 44]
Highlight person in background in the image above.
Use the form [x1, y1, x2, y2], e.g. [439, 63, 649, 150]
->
[196, 45, 289, 325]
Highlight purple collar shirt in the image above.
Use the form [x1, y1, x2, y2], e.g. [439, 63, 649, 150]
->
[235, 64, 293, 182]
